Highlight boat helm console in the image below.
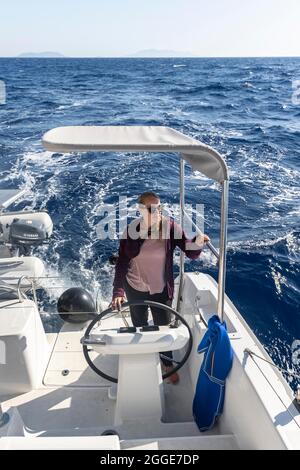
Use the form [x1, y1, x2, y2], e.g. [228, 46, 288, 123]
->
[81, 300, 193, 424]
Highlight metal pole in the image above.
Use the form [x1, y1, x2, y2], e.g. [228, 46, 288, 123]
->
[217, 180, 229, 322]
[176, 157, 185, 312]
[0, 404, 9, 427]
[181, 209, 220, 261]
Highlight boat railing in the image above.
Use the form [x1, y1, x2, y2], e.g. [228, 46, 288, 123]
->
[0, 275, 63, 306]
[182, 208, 219, 261]
[0, 276, 125, 318]
[0, 278, 28, 303]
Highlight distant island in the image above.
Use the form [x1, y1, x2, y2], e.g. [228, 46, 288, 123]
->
[18, 52, 65, 58]
[128, 49, 195, 58]
[15, 49, 194, 59]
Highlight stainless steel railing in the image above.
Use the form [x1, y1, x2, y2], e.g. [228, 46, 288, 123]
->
[0, 275, 64, 306]
[182, 208, 220, 261]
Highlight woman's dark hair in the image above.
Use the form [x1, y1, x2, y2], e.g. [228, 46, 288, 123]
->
[138, 191, 160, 205]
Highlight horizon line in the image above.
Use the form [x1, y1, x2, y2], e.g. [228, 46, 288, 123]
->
[1, 55, 300, 59]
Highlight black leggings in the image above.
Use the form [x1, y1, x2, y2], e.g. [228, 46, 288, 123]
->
[124, 278, 173, 367]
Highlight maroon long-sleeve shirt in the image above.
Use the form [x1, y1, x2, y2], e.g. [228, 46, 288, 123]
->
[112, 217, 202, 300]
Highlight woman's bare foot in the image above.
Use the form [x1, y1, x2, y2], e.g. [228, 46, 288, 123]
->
[162, 365, 180, 384]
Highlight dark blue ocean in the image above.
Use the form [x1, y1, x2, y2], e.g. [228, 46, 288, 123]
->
[0, 58, 299, 388]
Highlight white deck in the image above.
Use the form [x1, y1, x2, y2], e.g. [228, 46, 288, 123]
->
[0, 273, 299, 450]
[2, 320, 198, 436]
[43, 322, 195, 422]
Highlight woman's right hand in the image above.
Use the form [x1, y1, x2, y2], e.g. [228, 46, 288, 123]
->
[111, 296, 126, 311]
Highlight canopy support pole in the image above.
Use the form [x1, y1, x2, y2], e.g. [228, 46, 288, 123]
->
[217, 180, 229, 322]
[176, 157, 185, 313]
[0, 404, 9, 428]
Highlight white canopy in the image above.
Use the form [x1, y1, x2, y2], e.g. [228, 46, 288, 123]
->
[42, 126, 228, 182]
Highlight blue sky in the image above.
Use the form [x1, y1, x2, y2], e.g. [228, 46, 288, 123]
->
[1, 0, 300, 57]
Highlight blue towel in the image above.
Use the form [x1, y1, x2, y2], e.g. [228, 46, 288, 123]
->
[193, 315, 233, 432]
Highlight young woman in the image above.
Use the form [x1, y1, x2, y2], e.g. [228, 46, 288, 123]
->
[111, 191, 210, 384]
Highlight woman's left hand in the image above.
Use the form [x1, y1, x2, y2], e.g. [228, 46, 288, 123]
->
[195, 233, 210, 247]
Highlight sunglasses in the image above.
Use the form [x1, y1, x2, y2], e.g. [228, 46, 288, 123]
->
[139, 204, 162, 214]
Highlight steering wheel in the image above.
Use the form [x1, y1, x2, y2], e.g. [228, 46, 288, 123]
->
[82, 301, 193, 383]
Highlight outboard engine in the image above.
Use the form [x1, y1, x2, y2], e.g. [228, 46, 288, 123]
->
[57, 287, 97, 323]
[9, 218, 48, 255]
[0, 211, 53, 257]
